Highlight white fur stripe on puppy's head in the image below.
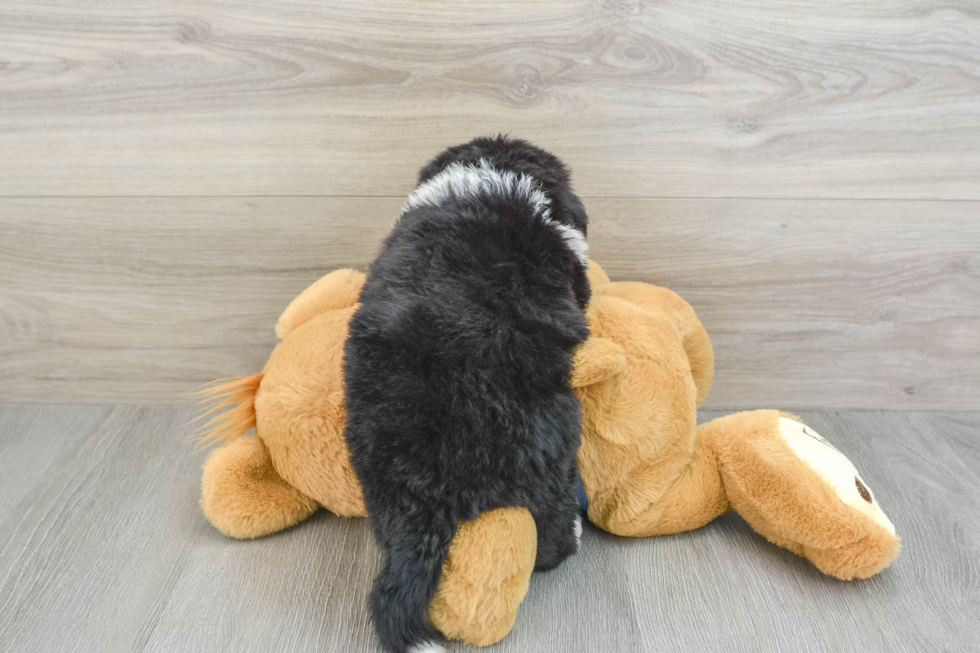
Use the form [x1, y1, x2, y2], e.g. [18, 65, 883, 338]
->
[403, 159, 551, 219]
[548, 221, 589, 267]
[402, 159, 588, 266]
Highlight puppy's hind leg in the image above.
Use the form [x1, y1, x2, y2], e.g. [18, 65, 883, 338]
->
[531, 472, 583, 572]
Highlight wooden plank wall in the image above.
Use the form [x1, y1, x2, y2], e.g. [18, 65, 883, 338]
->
[1, 1, 978, 409]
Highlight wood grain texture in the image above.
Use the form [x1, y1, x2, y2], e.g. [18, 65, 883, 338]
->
[591, 199, 980, 411]
[0, 406, 977, 652]
[1, 0, 978, 198]
[2, 197, 977, 409]
[0, 197, 398, 404]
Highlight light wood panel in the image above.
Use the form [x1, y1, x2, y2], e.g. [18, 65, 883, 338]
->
[1, 197, 977, 409]
[1, 0, 978, 198]
[592, 199, 980, 411]
[1, 406, 978, 651]
[0, 197, 398, 403]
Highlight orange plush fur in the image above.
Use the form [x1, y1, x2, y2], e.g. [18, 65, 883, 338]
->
[428, 507, 537, 646]
[198, 263, 900, 647]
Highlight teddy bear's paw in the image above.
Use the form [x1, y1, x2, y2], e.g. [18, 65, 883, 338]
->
[776, 417, 895, 536]
[806, 531, 902, 580]
[201, 436, 319, 539]
[429, 507, 536, 647]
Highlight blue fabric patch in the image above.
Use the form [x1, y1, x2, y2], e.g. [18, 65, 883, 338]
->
[576, 476, 588, 512]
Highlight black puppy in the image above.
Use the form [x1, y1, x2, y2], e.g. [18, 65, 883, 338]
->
[343, 136, 590, 653]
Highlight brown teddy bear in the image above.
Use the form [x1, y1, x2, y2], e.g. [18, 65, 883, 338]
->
[197, 262, 900, 647]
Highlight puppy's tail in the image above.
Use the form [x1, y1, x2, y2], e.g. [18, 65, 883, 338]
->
[370, 511, 455, 653]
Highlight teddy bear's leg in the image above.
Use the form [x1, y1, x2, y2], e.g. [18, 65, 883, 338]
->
[702, 410, 900, 579]
[429, 507, 537, 647]
[275, 268, 366, 339]
[201, 436, 318, 539]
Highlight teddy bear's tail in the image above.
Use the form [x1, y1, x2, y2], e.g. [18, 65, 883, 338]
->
[193, 373, 264, 446]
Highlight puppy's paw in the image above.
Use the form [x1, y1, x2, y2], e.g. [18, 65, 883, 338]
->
[408, 642, 446, 653]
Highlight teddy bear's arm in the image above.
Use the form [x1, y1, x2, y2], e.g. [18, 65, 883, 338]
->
[571, 337, 627, 389]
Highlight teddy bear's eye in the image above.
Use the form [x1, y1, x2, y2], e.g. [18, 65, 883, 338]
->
[855, 477, 872, 503]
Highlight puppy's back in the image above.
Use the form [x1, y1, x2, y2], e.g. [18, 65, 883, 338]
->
[344, 137, 589, 653]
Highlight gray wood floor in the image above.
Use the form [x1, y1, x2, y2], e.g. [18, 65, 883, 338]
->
[0, 405, 976, 652]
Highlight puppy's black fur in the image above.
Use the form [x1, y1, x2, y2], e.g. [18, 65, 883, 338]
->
[343, 136, 590, 653]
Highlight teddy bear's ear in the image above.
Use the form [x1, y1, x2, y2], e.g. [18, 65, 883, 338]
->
[275, 269, 366, 339]
[571, 337, 627, 388]
[587, 261, 610, 286]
